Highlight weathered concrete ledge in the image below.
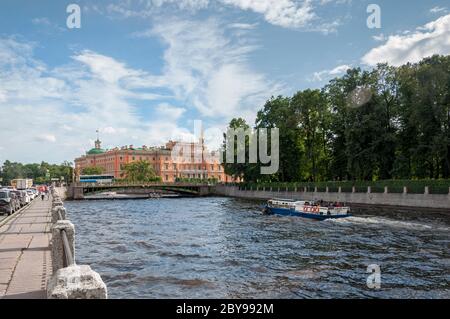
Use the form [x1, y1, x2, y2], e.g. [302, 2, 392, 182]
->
[47, 265, 107, 299]
[213, 185, 450, 212]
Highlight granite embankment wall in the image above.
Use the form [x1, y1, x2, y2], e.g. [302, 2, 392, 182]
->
[213, 185, 450, 213]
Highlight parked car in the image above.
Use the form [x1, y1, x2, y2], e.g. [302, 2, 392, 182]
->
[26, 189, 36, 200]
[10, 192, 21, 211]
[0, 190, 17, 215]
[11, 190, 29, 207]
[22, 190, 31, 204]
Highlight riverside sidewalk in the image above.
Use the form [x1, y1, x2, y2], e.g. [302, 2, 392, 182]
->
[0, 198, 53, 299]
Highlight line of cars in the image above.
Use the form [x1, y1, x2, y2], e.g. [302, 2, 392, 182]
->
[0, 187, 39, 216]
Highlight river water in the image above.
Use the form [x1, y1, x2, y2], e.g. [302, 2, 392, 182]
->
[65, 197, 450, 299]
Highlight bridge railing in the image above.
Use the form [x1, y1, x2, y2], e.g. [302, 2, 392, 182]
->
[47, 190, 107, 299]
[71, 181, 222, 187]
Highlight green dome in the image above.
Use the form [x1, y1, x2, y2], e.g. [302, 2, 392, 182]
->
[87, 148, 106, 155]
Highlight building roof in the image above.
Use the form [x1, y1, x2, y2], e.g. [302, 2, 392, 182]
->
[87, 148, 106, 155]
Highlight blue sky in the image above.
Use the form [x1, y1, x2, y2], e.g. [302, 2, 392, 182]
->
[1, 0, 450, 164]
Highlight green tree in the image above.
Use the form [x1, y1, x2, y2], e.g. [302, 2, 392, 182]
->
[122, 160, 158, 182]
[82, 167, 104, 175]
[256, 96, 302, 182]
[222, 118, 258, 181]
[291, 89, 331, 182]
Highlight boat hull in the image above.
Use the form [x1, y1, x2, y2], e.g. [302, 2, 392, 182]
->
[265, 206, 350, 220]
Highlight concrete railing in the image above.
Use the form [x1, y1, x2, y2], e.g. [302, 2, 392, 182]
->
[237, 185, 450, 195]
[47, 189, 107, 299]
[214, 185, 450, 211]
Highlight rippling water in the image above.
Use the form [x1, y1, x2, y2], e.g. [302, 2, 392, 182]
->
[65, 197, 450, 299]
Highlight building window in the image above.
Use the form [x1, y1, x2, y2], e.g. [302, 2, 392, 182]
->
[165, 164, 169, 170]
[173, 164, 177, 170]
[165, 175, 169, 181]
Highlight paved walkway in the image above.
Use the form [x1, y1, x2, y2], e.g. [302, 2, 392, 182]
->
[0, 198, 53, 299]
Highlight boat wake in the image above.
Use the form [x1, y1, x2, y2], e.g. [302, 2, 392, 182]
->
[329, 216, 449, 232]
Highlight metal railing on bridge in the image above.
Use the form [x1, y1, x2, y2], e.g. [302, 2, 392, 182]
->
[72, 181, 224, 188]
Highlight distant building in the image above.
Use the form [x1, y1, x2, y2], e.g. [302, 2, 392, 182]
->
[74, 137, 235, 183]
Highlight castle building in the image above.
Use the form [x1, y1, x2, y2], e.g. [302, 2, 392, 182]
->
[74, 137, 235, 183]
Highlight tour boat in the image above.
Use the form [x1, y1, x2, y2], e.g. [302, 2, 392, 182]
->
[263, 199, 351, 220]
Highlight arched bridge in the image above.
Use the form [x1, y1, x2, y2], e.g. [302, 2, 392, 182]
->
[67, 182, 216, 200]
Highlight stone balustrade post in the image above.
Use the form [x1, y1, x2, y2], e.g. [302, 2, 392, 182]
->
[424, 186, 429, 195]
[314, 187, 318, 193]
[51, 220, 75, 273]
[52, 207, 67, 224]
[326, 186, 329, 193]
[47, 265, 107, 299]
[352, 186, 356, 193]
[403, 186, 408, 194]
[367, 186, 371, 194]
[52, 200, 63, 208]
[304, 187, 308, 192]
[384, 186, 388, 194]
[338, 187, 342, 193]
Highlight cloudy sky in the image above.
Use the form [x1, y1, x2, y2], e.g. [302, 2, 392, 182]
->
[0, 0, 450, 164]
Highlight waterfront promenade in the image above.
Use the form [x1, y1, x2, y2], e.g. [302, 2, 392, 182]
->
[0, 198, 53, 299]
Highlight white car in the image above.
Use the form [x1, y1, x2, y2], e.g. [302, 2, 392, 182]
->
[21, 191, 31, 204]
[26, 189, 36, 200]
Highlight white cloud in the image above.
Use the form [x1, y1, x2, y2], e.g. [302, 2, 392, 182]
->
[372, 33, 386, 42]
[31, 17, 65, 33]
[72, 50, 143, 84]
[32, 17, 51, 26]
[156, 103, 186, 120]
[137, 18, 279, 120]
[430, 6, 447, 14]
[0, 19, 278, 163]
[0, 37, 189, 163]
[101, 0, 348, 32]
[220, 0, 316, 29]
[362, 14, 450, 66]
[228, 22, 259, 30]
[312, 64, 351, 81]
[35, 134, 56, 143]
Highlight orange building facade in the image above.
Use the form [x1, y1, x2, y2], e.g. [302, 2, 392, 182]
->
[74, 138, 235, 183]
